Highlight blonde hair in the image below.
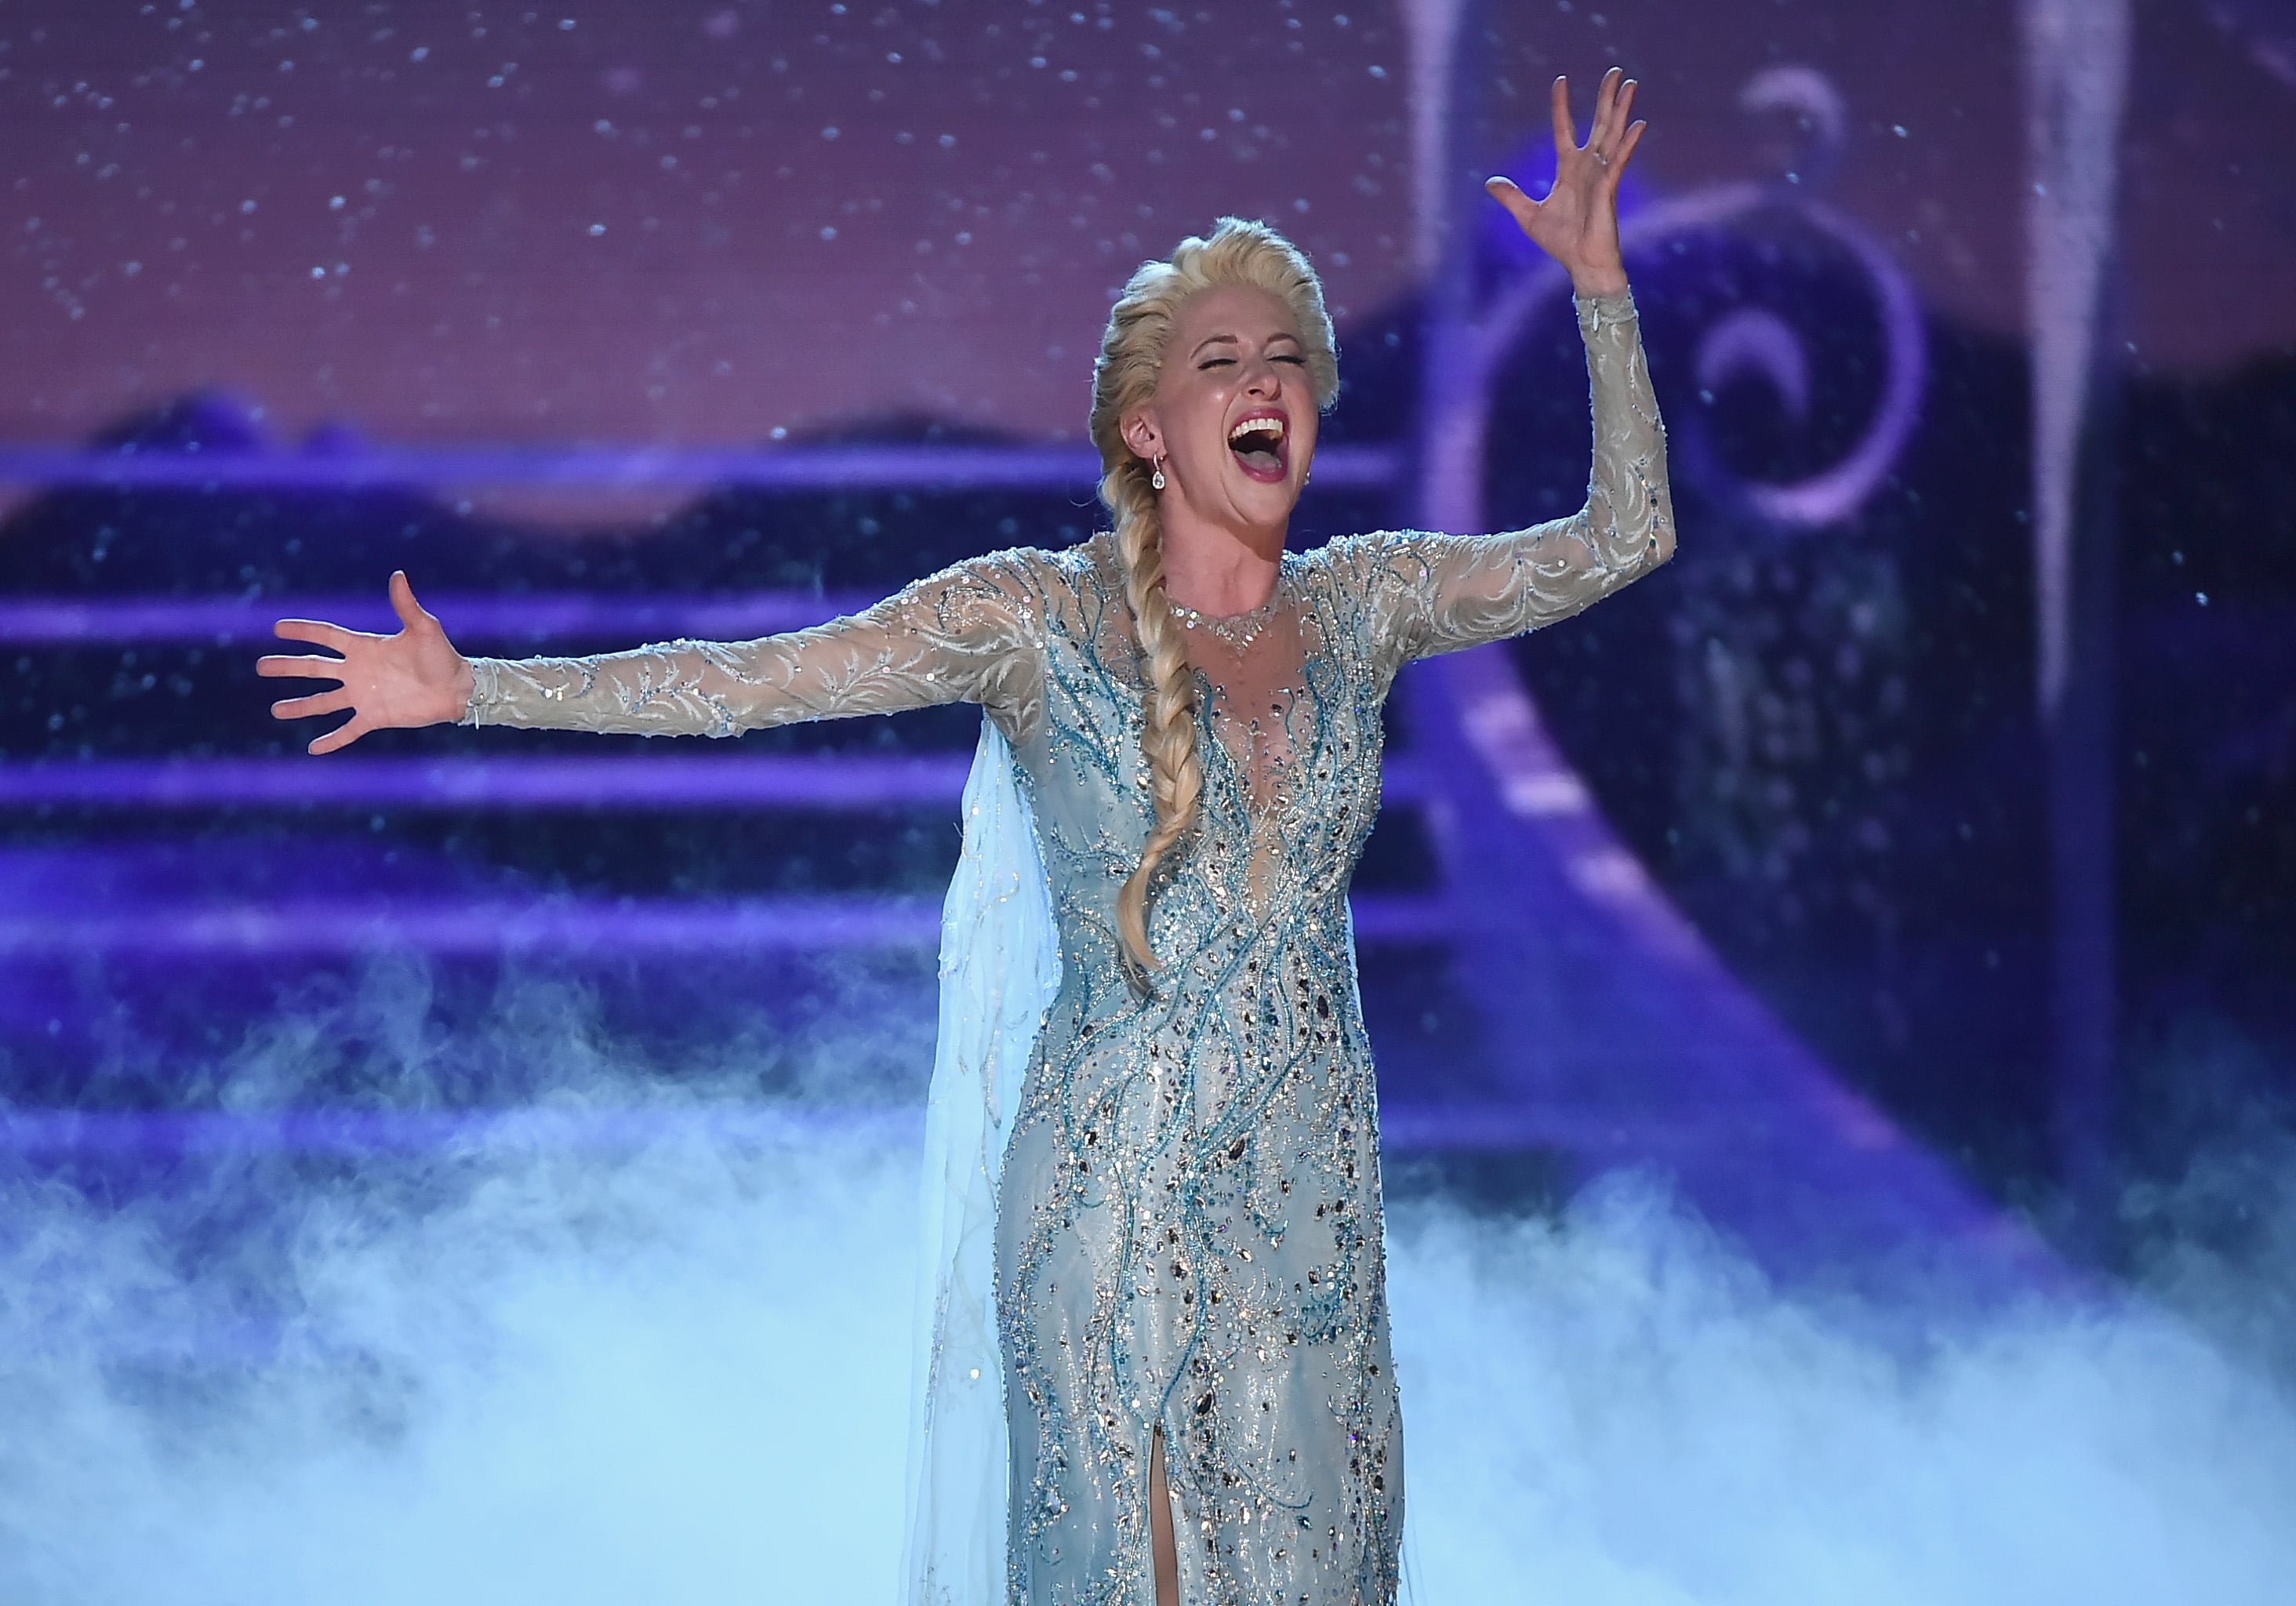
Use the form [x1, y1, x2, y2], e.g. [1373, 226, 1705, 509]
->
[1088, 217, 1341, 983]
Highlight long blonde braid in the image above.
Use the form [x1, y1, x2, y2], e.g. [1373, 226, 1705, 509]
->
[1088, 218, 1341, 983]
[1110, 455, 1204, 986]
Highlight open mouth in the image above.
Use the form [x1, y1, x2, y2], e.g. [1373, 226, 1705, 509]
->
[1226, 413, 1289, 482]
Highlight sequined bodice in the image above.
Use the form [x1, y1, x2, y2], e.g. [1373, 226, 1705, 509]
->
[1014, 543, 1383, 984]
[459, 289, 1673, 1605]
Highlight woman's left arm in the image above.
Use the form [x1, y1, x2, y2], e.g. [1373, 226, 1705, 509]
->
[1383, 289, 1672, 657]
[1368, 66, 1674, 661]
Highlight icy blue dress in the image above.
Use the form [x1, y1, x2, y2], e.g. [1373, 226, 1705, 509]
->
[461, 289, 1673, 1606]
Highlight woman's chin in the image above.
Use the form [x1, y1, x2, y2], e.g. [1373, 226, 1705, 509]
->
[1220, 463, 1300, 512]
[1232, 489, 1301, 534]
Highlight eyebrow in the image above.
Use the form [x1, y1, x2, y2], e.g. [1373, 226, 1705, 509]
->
[1190, 330, 1306, 358]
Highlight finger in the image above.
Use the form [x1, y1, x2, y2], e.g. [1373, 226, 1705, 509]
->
[1594, 66, 1622, 139]
[1550, 75, 1576, 152]
[307, 716, 369, 757]
[388, 569, 432, 633]
[271, 618, 365, 652]
[256, 652, 350, 680]
[1612, 118, 1648, 177]
[1610, 78, 1638, 145]
[270, 689, 351, 721]
[1484, 174, 1537, 226]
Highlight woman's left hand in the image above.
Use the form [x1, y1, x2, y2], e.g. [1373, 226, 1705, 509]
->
[1486, 67, 1644, 299]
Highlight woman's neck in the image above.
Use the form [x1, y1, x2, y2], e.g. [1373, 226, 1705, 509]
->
[1157, 515, 1285, 618]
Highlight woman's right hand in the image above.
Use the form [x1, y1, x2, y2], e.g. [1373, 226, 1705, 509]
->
[257, 570, 475, 755]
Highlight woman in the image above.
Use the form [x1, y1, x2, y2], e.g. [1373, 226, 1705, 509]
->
[261, 69, 1667, 1606]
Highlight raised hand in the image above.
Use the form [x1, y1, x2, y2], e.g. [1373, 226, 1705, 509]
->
[1485, 67, 1645, 298]
[257, 570, 474, 755]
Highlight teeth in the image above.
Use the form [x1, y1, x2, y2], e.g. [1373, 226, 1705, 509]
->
[1228, 416, 1286, 445]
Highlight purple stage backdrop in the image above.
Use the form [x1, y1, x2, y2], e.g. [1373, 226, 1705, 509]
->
[3, 0, 2292, 524]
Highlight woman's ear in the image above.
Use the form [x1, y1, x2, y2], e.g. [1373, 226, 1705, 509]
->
[1120, 408, 1163, 465]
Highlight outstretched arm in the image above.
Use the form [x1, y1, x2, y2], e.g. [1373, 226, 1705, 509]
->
[260, 556, 1044, 752]
[460, 556, 1041, 739]
[1375, 67, 1674, 661]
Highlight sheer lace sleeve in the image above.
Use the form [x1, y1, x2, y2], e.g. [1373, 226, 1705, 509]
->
[1343, 287, 1673, 674]
[457, 548, 1046, 742]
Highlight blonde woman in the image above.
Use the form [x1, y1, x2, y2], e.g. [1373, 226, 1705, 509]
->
[262, 69, 1668, 1606]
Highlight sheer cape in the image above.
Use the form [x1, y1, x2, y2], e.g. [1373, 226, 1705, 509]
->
[902, 718, 1061, 1605]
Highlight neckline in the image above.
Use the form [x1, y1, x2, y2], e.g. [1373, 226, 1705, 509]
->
[1167, 554, 1292, 620]
[1169, 588, 1278, 652]
[1164, 554, 1298, 652]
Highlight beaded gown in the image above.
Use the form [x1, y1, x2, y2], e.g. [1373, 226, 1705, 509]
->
[460, 289, 1673, 1605]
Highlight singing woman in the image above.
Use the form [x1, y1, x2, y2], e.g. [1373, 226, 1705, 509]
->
[260, 69, 1669, 1606]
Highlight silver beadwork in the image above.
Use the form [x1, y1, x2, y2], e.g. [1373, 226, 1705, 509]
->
[1167, 587, 1282, 653]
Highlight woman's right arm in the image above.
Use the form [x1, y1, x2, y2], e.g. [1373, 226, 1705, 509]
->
[260, 554, 1044, 754]
[463, 554, 1041, 738]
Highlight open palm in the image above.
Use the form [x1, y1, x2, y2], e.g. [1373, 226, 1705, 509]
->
[256, 571, 474, 754]
[1486, 67, 1645, 298]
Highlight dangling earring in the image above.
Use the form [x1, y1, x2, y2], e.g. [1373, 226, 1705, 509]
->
[1150, 455, 1167, 492]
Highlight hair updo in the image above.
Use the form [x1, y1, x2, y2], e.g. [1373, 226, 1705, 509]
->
[1086, 216, 1341, 984]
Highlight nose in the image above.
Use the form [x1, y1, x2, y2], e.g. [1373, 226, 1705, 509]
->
[1241, 353, 1283, 397]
